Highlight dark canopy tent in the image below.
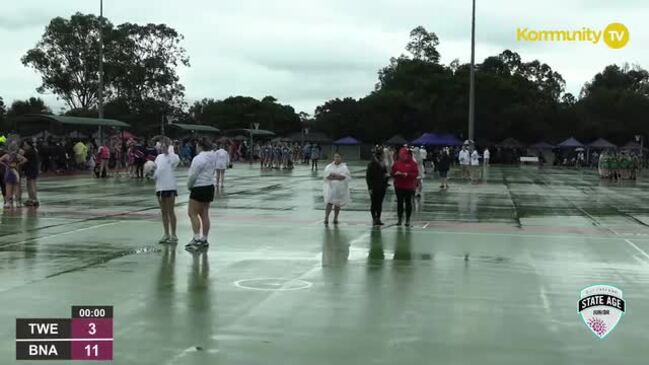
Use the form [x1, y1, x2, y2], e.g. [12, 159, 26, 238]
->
[622, 141, 644, 151]
[334, 136, 362, 160]
[385, 134, 408, 145]
[411, 133, 442, 145]
[287, 131, 333, 144]
[439, 134, 462, 146]
[530, 141, 556, 150]
[558, 137, 584, 148]
[588, 138, 617, 149]
[411, 133, 461, 146]
[496, 137, 524, 149]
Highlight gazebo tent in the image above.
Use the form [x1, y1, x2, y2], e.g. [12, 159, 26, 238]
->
[496, 137, 524, 149]
[334, 136, 362, 160]
[287, 131, 332, 144]
[588, 138, 617, 149]
[411, 133, 441, 145]
[530, 141, 556, 150]
[558, 137, 584, 148]
[439, 134, 462, 146]
[622, 141, 644, 151]
[386, 134, 408, 146]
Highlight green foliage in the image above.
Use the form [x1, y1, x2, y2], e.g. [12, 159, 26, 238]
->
[189, 96, 301, 135]
[21, 13, 189, 130]
[7, 97, 51, 117]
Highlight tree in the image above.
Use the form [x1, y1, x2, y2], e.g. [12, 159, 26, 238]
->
[405, 26, 440, 63]
[0, 97, 5, 123]
[22, 13, 114, 111]
[189, 96, 300, 135]
[22, 13, 190, 125]
[7, 97, 51, 117]
[109, 22, 190, 112]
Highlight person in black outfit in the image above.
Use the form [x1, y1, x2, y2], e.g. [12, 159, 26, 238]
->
[365, 148, 389, 226]
[437, 147, 451, 189]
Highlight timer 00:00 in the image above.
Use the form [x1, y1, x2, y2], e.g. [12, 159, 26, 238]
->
[78, 308, 106, 318]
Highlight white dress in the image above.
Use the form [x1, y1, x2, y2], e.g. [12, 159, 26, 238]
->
[323, 162, 352, 207]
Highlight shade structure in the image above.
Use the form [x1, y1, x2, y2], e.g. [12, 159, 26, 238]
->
[170, 123, 220, 134]
[411, 133, 440, 145]
[530, 141, 556, 150]
[558, 137, 584, 148]
[411, 133, 461, 146]
[334, 136, 361, 145]
[385, 134, 408, 145]
[496, 137, 524, 149]
[588, 138, 617, 149]
[17, 114, 130, 128]
[288, 131, 332, 144]
[271, 137, 293, 143]
[622, 141, 643, 151]
[439, 133, 462, 146]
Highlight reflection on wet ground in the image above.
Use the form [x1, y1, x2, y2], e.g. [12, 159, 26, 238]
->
[1, 165, 649, 364]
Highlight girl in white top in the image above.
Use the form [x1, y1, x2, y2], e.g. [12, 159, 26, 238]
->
[153, 137, 180, 244]
[323, 153, 352, 225]
[213, 144, 230, 189]
[186, 139, 217, 251]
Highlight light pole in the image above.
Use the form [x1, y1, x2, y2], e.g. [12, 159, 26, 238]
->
[468, 0, 476, 141]
[97, 0, 105, 143]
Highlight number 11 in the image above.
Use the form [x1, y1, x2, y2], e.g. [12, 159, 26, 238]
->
[85, 344, 99, 357]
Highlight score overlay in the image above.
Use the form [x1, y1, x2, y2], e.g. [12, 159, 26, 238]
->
[16, 306, 113, 361]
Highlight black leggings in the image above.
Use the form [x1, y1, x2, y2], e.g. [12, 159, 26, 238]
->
[370, 189, 386, 221]
[311, 159, 319, 170]
[395, 189, 414, 221]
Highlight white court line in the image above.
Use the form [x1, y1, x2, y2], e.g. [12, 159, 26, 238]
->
[624, 239, 649, 261]
[2, 222, 120, 248]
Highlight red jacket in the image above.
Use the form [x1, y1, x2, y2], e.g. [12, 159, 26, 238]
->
[391, 159, 419, 191]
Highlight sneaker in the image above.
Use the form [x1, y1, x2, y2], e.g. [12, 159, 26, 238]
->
[24, 200, 34, 207]
[158, 235, 170, 244]
[168, 235, 178, 244]
[405, 220, 411, 227]
[198, 239, 210, 249]
[185, 238, 201, 250]
[15, 201, 22, 208]
[3, 203, 10, 209]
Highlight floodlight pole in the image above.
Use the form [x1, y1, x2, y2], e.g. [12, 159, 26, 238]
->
[468, 0, 476, 141]
[98, 0, 105, 144]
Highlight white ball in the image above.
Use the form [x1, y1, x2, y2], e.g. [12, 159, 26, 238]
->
[143, 161, 156, 178]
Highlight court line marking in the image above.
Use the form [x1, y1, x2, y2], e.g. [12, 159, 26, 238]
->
[0, 222, 121, 248]
[233, 278, 313, 291]
[624, 239, 649, 262]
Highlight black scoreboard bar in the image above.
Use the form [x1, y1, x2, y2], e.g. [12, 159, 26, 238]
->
[16, 306, 113, 361]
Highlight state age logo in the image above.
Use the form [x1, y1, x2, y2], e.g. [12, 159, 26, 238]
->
[578, 285, 625, 339]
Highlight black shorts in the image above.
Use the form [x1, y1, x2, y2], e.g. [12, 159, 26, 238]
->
[156, 190, 177, 198]
[24, 168, 39, 180]
[190, 185, 215, 203]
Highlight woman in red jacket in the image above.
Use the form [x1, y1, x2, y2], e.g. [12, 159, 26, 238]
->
[391, 147, 419, 226]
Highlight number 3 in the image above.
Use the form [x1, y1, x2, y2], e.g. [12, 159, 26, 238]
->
[88, 323, 96, 335]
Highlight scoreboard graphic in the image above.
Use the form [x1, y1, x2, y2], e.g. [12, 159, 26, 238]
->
[16, 306, 113, 361]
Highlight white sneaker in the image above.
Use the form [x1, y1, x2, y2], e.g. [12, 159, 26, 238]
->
[168, 235, 178, 244]
[158, 235, 170, 244]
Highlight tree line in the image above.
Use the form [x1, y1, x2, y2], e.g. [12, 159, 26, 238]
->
[1, 16, 647, 145]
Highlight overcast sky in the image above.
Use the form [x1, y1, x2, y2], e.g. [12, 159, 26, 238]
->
[0, 0, 647, 114]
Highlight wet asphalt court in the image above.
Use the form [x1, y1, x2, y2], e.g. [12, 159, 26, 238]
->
[1, 163, 649, 364]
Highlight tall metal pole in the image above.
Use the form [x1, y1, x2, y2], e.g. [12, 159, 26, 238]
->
[468, 0, 476, 141]
[98, 0, 105, 143]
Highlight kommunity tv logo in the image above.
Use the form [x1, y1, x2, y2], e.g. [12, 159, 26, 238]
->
[517, 23, 629, 49]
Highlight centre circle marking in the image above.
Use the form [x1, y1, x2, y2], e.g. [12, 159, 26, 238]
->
[234, 278, 313, 291]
